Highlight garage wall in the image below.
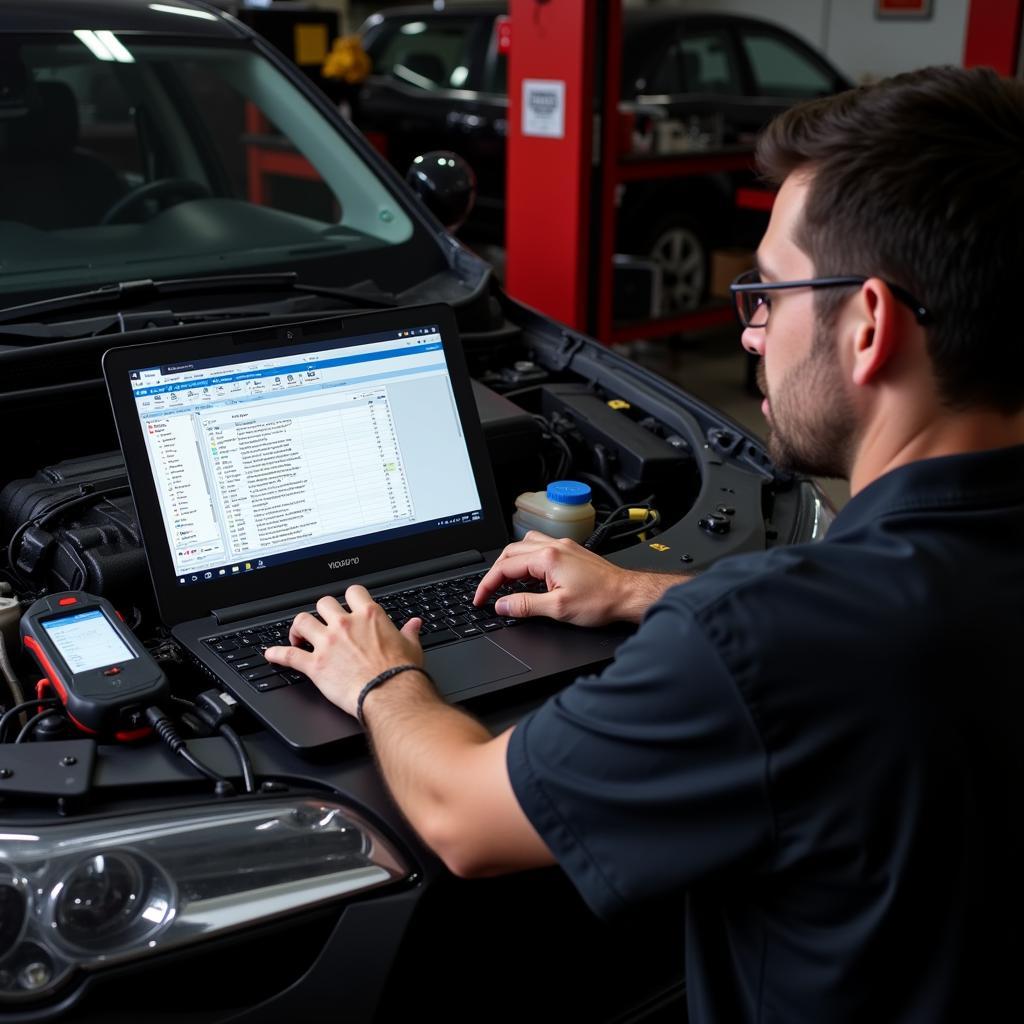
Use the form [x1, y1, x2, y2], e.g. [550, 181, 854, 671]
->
[649, 0, 971, 83]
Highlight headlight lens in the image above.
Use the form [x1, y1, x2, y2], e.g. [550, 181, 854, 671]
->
[801, 479, 837, 541]
[52, 851, 172, 954]
[0, 796, 410, 1003]
[0, 877, 26, 960]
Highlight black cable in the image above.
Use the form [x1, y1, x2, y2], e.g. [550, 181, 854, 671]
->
[584, 502, 656, 551]
[531, 415, 573, 479]
[146, 705, 234, 795]
[193, 690, 256, 794]
[550, 432, 573, 479]
[219, 722, 256, 793]
[594, 444, 614, 481]
[177, 746, 233, 792]
[14, 707, 62, 743]
[0, 698, 59, 742]
[604, 509, 661, 542]
[574, 471, 624, 510]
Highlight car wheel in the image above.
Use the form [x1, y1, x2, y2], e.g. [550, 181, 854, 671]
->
[646, 218, 709, 316]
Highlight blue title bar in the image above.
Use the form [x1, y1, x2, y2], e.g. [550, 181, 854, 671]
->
[134, 342, 443, 397]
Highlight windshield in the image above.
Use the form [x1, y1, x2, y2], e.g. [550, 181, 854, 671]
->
[0, 35, 415, 300]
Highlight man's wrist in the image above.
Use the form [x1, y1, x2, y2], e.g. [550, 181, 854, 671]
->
[357, 665, 434, 726]
[622, 570, 691, 624]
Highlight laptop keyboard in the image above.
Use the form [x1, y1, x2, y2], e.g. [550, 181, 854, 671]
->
[201, 571, 544, 694]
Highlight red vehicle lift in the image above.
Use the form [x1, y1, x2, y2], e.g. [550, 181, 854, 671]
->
[505, 0, 1024, 346]
[963, 0, 1023, 74]
[504, 0, 751, 344]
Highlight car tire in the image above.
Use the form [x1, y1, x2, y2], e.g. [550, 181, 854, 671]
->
[624, 214, 711, 317]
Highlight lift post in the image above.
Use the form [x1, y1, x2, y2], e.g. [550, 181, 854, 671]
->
[963, 0, 1023, 74]
[505, 0, 598, 332]
[505, 0, 747, 344]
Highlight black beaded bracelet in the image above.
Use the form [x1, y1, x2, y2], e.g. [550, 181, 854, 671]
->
[355, 664, 430, 727]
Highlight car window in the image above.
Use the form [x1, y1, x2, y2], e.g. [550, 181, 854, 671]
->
[173, 59, 339, 223]
[32, 60, 144, 179]
[740, 31, 836, 98]
[40, 56, 338, 224]
[647, 30, 742, 96]
[0, 37, 414, 298]
[370, 18, 479, 90]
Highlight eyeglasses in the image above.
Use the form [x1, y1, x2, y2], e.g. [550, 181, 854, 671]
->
[729, 269, 931, 329]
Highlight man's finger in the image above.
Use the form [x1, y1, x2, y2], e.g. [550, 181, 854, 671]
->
[400, 617, 423, 642]
[265, 643, 312, 673]
[289, 610, 327, 647]
[344, 584, 375, 612]
[494, 588, 558, 620]
[474, 552, 545, 606]
[487, 535, 560, 576]
[316, 594, 346, 624]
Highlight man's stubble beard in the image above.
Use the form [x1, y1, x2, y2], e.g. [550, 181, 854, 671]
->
[757, 321, 856, 480]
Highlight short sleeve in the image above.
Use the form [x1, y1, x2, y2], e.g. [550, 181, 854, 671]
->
[507, 597, 774, 918]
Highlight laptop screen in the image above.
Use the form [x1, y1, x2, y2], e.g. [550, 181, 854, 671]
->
[126, 322, 483, 588]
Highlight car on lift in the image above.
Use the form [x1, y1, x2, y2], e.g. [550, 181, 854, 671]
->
[354, 3, 851, 315]
[0, 1, 834, 1021]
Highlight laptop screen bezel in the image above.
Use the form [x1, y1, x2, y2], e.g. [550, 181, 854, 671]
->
[102, 303, 507, 626]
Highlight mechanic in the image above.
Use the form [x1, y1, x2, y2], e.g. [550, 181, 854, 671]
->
[266, 66, 1024, 1022]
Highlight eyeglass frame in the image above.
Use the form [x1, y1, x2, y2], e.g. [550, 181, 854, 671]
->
[729, 269, 932, 329]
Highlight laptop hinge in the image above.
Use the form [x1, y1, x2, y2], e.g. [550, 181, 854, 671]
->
[211, 550, 486, 625]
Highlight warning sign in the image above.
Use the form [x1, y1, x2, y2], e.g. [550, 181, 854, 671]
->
[522, 79, 565, 138]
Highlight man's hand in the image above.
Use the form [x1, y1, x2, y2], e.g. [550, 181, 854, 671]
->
[474, 531, 688, 626]
[264, 586, 424, 717]
[267, 586, 555, 878]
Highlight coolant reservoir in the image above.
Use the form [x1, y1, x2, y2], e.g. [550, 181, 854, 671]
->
[512, 481, 595, 543]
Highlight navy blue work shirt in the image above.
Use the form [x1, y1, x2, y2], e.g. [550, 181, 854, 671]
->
[508, 445, 1024, 1023]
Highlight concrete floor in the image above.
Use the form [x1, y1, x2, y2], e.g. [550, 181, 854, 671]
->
[617, 324, 851, 512]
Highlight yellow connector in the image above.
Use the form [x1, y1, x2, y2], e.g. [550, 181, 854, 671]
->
[607, 399, 631, 411]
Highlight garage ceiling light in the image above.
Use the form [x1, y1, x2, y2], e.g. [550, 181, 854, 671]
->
[73, 29, 135, 63]
[148, 3, 219, 20]
[95, 30, 134, 63]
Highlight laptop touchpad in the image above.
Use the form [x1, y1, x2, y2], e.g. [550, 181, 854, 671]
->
[428, 640, 530, 697]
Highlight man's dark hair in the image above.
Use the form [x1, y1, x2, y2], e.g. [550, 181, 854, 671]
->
[757, 65, 1024, 413]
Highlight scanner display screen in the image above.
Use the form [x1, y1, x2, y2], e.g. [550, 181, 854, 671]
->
[42, 610, 137, 673]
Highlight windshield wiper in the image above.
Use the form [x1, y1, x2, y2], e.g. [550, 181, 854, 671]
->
[0, 273, 395, 326]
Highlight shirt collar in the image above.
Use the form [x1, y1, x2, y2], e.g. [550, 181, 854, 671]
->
[827, 444, 1024, 540]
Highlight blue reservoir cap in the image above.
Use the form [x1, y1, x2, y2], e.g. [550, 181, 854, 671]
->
[546, 480, 592, 505]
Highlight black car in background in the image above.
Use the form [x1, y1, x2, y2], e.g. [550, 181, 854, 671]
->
[355, 3, 851, 313]
[0, 1, 833, 1020]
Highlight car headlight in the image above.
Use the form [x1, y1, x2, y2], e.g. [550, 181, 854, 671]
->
[800, 479, 837, 541]
[0, 796, 410, 1002]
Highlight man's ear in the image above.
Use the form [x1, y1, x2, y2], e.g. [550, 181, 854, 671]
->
[850, 277, 900, 387]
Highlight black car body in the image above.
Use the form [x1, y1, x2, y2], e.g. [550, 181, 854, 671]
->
[355, 3, 851, 312]
[0, 1, 833, 1020]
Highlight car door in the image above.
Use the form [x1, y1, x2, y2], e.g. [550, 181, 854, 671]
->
[357, 12, 507, 239]
[631, 19, 750, 148]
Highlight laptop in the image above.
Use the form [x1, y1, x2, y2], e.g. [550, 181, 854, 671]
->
[103, 303, 626, 751]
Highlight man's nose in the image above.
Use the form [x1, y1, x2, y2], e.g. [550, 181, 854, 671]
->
[741, 325, 764, 357]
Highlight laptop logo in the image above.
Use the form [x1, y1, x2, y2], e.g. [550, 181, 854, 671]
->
[328, 557, 360, 570]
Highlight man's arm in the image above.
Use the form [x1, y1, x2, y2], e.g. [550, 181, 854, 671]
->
[474, 532, 690, 626]
[265, 589, 554, 877]
[264, 537, 690, 876]
[359, 672, 555, 876]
